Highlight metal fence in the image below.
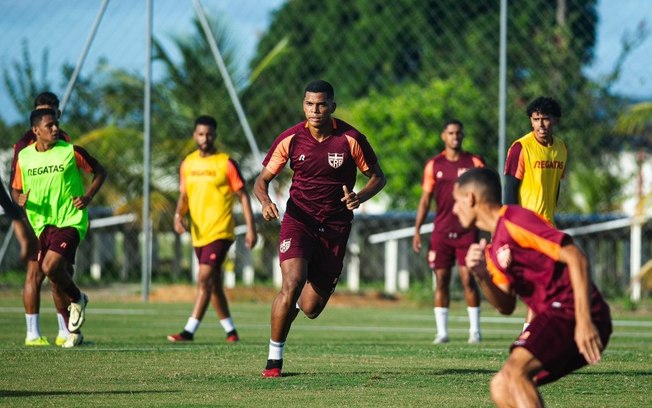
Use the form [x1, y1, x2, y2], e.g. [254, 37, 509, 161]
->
[1, 1, 651, 299]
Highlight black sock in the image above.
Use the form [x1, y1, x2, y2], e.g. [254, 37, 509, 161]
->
[180, 330, 193, 340]
[226, 330, 238, 337]
[266, 359, 283, 370]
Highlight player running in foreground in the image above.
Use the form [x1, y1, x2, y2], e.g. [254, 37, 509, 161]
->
[255, 80, 386, 377]
[453, 168, 611, 407]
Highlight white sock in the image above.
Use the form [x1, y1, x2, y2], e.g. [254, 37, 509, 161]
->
[434, 307, 448, 338]
[295, 302, 301, 310]
[25, 313, 41, 340]
[184, 317, 201, 334]
[220, 317, 236, 333]
[467, 306, 480, 334]
[522, 322, 530, 332]
[57, 313, 70, 338]
[268, 339, 285, 360]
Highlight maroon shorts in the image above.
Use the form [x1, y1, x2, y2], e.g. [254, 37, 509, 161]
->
[428, 230, 478, 269]
[279, 213, 351, 294]
[510, 309, 612, 386]
[38, 225, 80, 266]
[193, 239, 233, 268]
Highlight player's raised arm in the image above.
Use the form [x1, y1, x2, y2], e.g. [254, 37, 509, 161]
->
[348, 162, 386, 208]
[466, 239, 516, 315]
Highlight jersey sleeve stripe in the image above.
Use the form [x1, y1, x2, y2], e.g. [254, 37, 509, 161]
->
[73, 146, 97, 173]
[346, 135, 370, 172]
[226, 158, 245, 192]
[12, 160, 23, 190]
[265, 135, 293, 175]
[504, 141, 524, 179]
[422, 159, 435, 193]
[504, 218, 561, 261]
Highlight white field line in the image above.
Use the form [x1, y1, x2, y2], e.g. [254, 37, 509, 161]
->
[0, 307, 650, 338]
[1, 306, 651, 327]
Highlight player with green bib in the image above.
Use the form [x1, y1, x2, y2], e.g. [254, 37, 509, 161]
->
[13, 108, 107, 348]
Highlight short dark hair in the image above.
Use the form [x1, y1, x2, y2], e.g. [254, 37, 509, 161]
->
[443, 119, 463, 131]
[457, 168, 502, 205]
[526, 96, 561, 118]
[194, 115, 217, 130]
[34, 92, 60, 109]
[30, 108, 57, 127]
[304, 80, 334, 100]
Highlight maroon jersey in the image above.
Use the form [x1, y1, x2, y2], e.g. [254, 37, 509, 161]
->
[485, 205, 610, 320]
[263, 118, 378, 226]
[11, 129, 71, 186]
[422, 151, 485, 234]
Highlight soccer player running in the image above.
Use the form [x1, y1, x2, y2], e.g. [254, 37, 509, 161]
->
[255, 80, 386, 378]
[167, 115, 257, 344]
[453, 168, 611, 408]
[13, 108, 107, 348]
[412, 120, 485, 344]
[11, 92, 78, 347]
[504, 96, 567, 332]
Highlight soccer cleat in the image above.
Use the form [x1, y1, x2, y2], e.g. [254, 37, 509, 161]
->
[226, 330, 239, 343]
[167, 330, 193, 342]
[25, 336, 50, 346]
[262, 359, 283, 378]
[55, 336, 67, 346]
[433, 335, 450, 344]
[68, 293, 89, 332]
[261, 368, 282, 378]
[61, 332, 84, 348]
[468, 332, 482, 344]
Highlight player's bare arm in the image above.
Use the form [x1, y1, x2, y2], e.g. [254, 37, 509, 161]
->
[341, 163, 386, 211]
[466, 239, 516, 315]
[173, 191, 190, 234]
[558, 243, 603, 364]
[234, 189, 258, 249]
[503, 174, 521, 205]
[254, 168, 280, 221]
[12, 188, 27, 208]
[73, 161, 107, 210]
[412, 190, 433, 253]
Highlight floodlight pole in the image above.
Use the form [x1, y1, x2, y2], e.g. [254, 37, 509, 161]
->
[498, 0, 507, 185]
[142, 0, 153, 302]
[60, 0, 110, 114]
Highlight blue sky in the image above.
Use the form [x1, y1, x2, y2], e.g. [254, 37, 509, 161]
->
[0, 0, 650, 125]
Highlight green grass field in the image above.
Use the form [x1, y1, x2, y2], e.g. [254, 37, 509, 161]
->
[0, 286, 650, 407]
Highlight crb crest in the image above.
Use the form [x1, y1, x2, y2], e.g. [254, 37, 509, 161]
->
[328, 153, 344, 168]
[496, 244, 512, 269]
[280, 239, 292, 253]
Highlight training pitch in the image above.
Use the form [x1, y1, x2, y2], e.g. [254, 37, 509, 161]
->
[0, 287, 650, 407]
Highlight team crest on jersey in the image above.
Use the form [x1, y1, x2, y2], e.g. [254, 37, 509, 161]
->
[280, 239, 292, 253]
[496, 244, 512, 269]
[328, 153, 344, 168]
